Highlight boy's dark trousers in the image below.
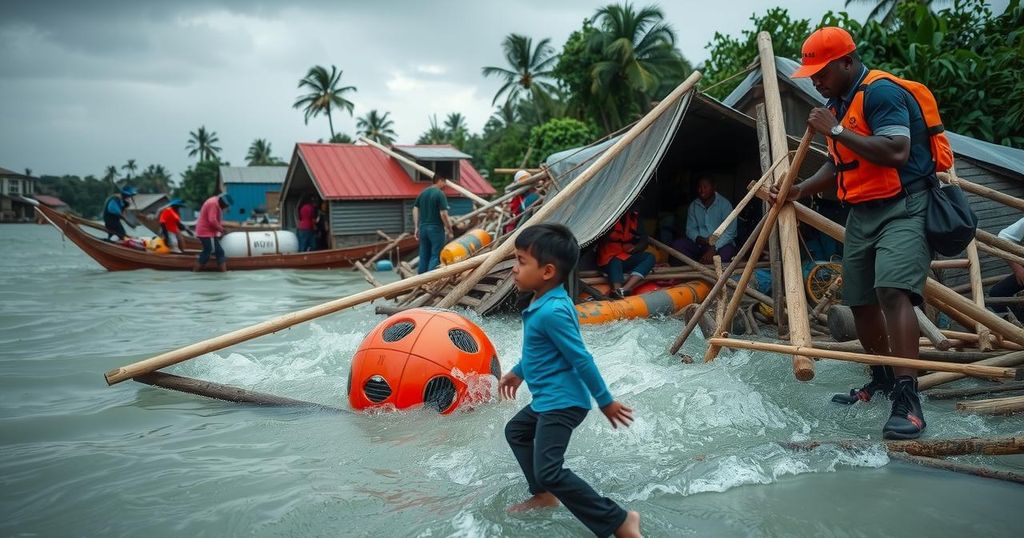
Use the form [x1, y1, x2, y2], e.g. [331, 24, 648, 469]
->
[505, 405, 627, 537]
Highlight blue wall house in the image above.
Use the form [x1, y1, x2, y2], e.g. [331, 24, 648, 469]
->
[218, 166, 287, 223]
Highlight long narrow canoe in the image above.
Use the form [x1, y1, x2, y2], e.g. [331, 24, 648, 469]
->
[35, 203, 418, 272]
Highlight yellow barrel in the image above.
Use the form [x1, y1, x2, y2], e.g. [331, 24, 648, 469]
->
[440, 229, 492, 265]
[146, 237, 170, 255]
[575, 281, 711, 325]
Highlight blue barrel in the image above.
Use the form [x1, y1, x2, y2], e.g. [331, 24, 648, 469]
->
[375, 259, 394, 271]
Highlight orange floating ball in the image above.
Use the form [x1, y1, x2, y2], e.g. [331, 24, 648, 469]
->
[347, 308, 499, 414]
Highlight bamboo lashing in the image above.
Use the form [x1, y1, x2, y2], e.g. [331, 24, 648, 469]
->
[435, 71, 704, 309]
[749, 188, 1024, 347]
[708, 153, 789, 245]
[358, 136, 494, 209]
[702, 126, 815, 368]
[707, 337, 1022, 380]
[753, 31, 815, 381]
[668, 217, 767, 355]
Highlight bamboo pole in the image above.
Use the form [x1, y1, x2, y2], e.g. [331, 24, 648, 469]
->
[362, 232, 408, 268]
[940, 329, 1023, 351]
[104, 253, 493, 385]
[805, 338, 1001, 363]
[703, 126, 815, 373]
[965, 240, 994, 351]
[957, 395, 1024, 415]
[783, 436, 1024, 457]
[917, 350, 1024, 390]
[708, 153, 788, 245]
[887, 452, 1024, 485]
[668, 217, 767, 355]
[435, 71, 704, 308]
[938, 172, 1024, 212]
[756, 104, 788, 336]
[928, 294, 983, 335]
[950, 274, 1008, 294]
[707, 337, 1022, 380]
[493, 168, 542, 175]
[927, 382, 1024, 400]
[713, 255, 726, 330]
[648, 238, 773, 305]
[755, 31, 815, 381]
[452, 179, 541, 226]
[133, 372, 339, 409]
[749, 189, 1024, 347]
[914, 307, 954, 350]
[353, 261, 382, 288]
[930, 259, 970, 270]
[976, 241, 1024, 267]
[358, 136, 493, 209]
[976, 228, 1024, 259]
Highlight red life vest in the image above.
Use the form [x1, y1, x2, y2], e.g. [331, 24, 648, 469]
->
[828, 69, 954, 204]
[597, 211, 640, 266]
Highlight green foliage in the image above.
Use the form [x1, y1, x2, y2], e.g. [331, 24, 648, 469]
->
[481, 34, 559, 108]
[176, 159, 223, 208]
[186, 126, 221, 162]
[135, 164, 173, 193]
[701, 8, 811, 99]
[36, 174, 113, 218]
[293, 65, 357, 138]
[246, 139, 283, 165]
[327, 133, 354, 143]
[357, 109, 398, 145]
[528, 118, 598, 165]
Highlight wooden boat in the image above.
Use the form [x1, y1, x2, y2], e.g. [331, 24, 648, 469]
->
[138, 211, 278, 237]
[35, 203, 418, 272]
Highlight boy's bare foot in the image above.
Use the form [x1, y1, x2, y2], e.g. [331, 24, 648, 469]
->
[507, 492, 560, 512]
[614, 510, 642, 538]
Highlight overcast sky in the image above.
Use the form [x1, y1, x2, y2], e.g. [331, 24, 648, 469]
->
[0, 0, 1008, 180]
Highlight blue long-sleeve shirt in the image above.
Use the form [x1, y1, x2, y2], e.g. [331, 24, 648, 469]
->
[686, 193, 736, 246]
[510, 285, 613, 412]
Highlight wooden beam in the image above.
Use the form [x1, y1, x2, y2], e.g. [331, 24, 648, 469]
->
[966, 240, 994, 351]
[927, 381, 1024, 400]
[133, 372, 338, 409]
[434, 71, 704, 309]
[957, 395, 1024, 415]
[648, 238, 773, 305]
[887, 452, 1024, 485]
[930, 259, 970, 270]
[358, 136, 492, 208]
[917, 350, 1024, 390]
[914, 307, 955, 351]
[708, 153, 787, 245]
[938, 171, 1024, 212]
[784, 436, 1024, 457]
[976, 228, 1024, 260]
[976, 241, 1024, 267]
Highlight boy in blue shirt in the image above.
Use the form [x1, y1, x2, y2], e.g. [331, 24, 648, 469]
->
[499, 223, 641, 538]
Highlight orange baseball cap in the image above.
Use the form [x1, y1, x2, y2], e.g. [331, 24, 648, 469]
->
[790, 27, 857, 78]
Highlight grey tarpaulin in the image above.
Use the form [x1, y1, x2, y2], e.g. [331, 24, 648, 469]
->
[541, 90, 692, 247]
[723, 56, 1024, 179]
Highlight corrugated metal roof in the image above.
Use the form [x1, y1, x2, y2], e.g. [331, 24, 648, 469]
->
[219, 166, 288, 184]
[393, 145, 472, 160]
[723, 56, 1024, 178]
[128, 193, 169, 212]
[31, 194, 68, 207]
[296, 143, 495, 200]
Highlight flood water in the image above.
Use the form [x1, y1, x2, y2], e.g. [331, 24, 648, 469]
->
[1, 223, 1022, 537]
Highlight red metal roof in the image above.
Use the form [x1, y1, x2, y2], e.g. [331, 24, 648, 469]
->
[296, 143, 495, 200]
[32, 194, 68, 207]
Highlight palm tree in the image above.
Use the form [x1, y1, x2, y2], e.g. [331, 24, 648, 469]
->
[489, 101, 519, 129]
[186, 126, 222, 162]
[356, 109, 398, 145]
[845, 0, 941, 27]
[121, 159, 138, 180]
[482, 34, 559, 108]
[588, 3, 688, 131]
[444, 113, 469, 137]
[246, 138, 278, 165]
[24, 168, 32, 177]
[293, 65, 356, 138]
[329, 132, 354, 143]
[103, 165, 119, 186]
[417, 115, 450, 145]
[139, 164, 172, 193]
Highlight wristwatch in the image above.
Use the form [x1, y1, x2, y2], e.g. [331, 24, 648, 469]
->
[830, 124, 845, 137]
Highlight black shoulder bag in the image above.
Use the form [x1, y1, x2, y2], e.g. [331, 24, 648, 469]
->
[925, 178, 978, 257]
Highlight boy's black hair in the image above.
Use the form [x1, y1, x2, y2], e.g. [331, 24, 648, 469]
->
[514, 223, 579, 283]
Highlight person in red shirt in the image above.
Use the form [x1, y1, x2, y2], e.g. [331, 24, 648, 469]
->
[159, 199, 186, 253]
[297, 194, 318, 252]
[193, 193, 232, 271]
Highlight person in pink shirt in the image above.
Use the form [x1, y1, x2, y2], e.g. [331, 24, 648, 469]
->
[193, 193, 233, 272]
[297, 194, 318, 252]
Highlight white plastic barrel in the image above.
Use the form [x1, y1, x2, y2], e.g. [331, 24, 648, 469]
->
[220, 230, 299, 257]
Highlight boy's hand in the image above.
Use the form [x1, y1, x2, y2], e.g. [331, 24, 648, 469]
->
[600, 401, 634, 429]
[499, 372, 523, 400]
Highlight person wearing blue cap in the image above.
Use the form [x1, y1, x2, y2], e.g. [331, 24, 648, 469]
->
[102, 186, 137, 240]
[194, 193, 232, 271]
[159, 199, 187, 253]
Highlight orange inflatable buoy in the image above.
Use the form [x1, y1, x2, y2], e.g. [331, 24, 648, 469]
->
[347, 308, 499, 414]
[146, 237, 170, 255]
[575, 281, 710, 325]
[440, 229, 492, 265]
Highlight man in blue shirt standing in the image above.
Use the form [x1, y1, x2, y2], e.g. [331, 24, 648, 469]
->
[674, 177, 737, 264]
[102, 186, 136, 240]
[499, 224, 640, 538]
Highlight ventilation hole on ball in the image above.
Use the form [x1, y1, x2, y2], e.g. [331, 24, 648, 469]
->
[346, 369, 352, 396]
[382, 321, 415, 342]
[448, 328, 479, 353]
[363, 375, 392, 403]
[490, 355, 500, 379]
[423, 376, 456, 412]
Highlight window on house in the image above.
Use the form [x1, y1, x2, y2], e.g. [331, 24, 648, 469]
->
[415, 160, 458, 182]
[8, 180, 19, 195]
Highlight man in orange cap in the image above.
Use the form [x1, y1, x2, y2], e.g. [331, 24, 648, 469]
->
[774, 26, 944, 440]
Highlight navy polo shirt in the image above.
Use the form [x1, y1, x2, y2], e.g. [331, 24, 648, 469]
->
[828, 66, 936, 186]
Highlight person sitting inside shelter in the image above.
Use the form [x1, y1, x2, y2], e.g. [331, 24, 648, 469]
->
[597, 208, 655, 299]
[159, 199, 186, 253]
[990, 216, 1024, 322]
[102, 186, 136, 241]
[675, 177, 738, 264]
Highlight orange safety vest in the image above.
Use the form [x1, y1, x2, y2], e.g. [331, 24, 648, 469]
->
[597, 211, 640, 266]
[828, 69, 954, 204]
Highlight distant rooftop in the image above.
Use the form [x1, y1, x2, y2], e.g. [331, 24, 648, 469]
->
[219, 166, 288, 184]
[393, 145, 472, 161]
